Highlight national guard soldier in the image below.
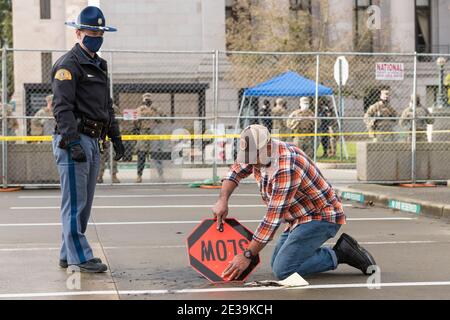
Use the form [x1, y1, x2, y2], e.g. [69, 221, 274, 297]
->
[98, 104, 121, 183]
[271, 98, 288, 139]
[31, 94, 55, 137]
[52, 7, 125, 273]
[0, 103, 18, 136]
[399, 94, 434, 142]
[286, 96, 315, 158]
[135, 93, 165, 183]
[259, 99, 272, 132]
[318, 98, 337, 158]
[364, 90, 397, 142]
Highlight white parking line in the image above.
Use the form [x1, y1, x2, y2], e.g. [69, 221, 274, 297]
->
[0, 217, 417, 227]
[10, 205, 268, 210]
[2, 280, 450, 298]
[10, 204, 353, 210]
[0, 240, 438, 252]
[18, 194, 261, 199]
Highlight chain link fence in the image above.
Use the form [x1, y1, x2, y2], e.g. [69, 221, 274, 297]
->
[2, 48, 450, 187]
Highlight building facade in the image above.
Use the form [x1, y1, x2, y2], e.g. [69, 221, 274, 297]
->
[9, 0, 450, 136]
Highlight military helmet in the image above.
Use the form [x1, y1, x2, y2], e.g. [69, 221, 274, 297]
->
[275, 98, 286, 107]
[45, 94, 54, 104]
[142, 93, 152, 102]
[299, 96, 310, 105]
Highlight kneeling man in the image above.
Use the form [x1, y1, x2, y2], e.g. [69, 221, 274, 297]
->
[213, 124, 376, 281]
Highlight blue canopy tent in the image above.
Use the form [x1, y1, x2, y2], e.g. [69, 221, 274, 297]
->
[244, 70, 333, 97]
[236, 71, 347, 160]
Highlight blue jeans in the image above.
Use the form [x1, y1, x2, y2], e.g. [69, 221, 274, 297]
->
[52, 134, 100, 265]
[271, 220, 341, 280]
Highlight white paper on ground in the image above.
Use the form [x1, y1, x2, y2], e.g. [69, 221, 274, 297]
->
[277, 273, 309, 287]
[244, 273, 309, 287]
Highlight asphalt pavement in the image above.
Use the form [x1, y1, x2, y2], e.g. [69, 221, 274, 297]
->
[1, 184, 450, 300]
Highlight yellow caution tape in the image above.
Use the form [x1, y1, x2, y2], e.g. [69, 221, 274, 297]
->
[0, 130, 447, 142]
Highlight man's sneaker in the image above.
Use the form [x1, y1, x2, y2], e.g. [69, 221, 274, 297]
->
[59, 257, 103, 269]
[68, 260, 108, 273]
[333, 233, 377, 275]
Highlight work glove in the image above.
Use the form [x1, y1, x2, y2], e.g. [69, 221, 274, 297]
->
[111, 136, 125, 161]
[69, 143, 87, 163]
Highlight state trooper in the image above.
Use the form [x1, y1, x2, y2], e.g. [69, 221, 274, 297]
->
[399, 94, 434, 142]
[52, 6, 124, 273]
[271, 98, 288, 140]
[31, 94, 55, 137]
[134, 93, 165, 183]
[286, 96, 316, 158]
[364, 90, 397, 142]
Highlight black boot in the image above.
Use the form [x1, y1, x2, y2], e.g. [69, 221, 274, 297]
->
[69, 260, 108, 273]
[59, 257, 103, 269]
[333, 233, 377, 275]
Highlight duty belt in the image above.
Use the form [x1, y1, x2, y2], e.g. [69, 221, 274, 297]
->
[77, 117, 105, 139]
[54, 117, 106, 139]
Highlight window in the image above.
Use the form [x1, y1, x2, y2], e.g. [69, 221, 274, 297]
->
[354, 0, 373, 52]
[40, 0, 51, 20]
[415, 0, 431, 53]
[41, 52, 52, 83]
[289, 0, 311, 11]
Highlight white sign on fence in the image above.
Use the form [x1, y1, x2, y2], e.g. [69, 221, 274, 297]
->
[123, 109, 138, 121]
[375, 62, 404, 81]
[334, 56, 349, 86]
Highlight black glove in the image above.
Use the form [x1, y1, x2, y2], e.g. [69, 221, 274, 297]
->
[58, 135, 87, 163]
[111, 136, 125, 161]
[69, 143, 87, 162]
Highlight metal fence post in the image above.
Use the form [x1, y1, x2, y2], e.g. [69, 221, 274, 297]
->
[411, 52, 417, 184]
[313, 54, 320, 163]
[108, 51, 114, 185]
[213, 50, 219, 184]
[1, 46, 8, 189]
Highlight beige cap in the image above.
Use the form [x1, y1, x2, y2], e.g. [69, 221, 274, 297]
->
[236, 124, 271, 165]
[275, 98, 286, 107]
[299, 96, 310, 104]
[142, 93, 152, 101]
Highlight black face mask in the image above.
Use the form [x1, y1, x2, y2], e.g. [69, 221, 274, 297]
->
[145, 100, 152, 107]
[82, 35, 104, 53]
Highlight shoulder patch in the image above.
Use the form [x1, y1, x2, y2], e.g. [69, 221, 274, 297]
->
[54, 69, 72, 81]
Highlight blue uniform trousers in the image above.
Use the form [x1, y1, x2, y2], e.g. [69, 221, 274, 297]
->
[52, 134, 100, 265]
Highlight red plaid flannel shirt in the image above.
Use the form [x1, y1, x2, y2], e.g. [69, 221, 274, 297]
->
[224, 140, 346, 244]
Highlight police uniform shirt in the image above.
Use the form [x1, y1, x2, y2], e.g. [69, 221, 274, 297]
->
[52, 43, 120, 142]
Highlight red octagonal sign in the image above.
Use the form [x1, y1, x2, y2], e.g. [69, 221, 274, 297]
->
[187, 218, 260, 283]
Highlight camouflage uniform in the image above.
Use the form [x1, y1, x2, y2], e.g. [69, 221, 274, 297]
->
[31, 108, 55, 136]
[364, 100, 397, 142]
[0, 104, 18, 136]
[271, 98, 288, 139]
[98, 104, 121, 183]
[135, 99, 165, 181]
[286, 108, 315, 158]
[399, 96, 433, 142]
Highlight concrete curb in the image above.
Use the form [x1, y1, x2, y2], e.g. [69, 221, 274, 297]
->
[317, 163, 356, 170]
[335, 186, 449, 220]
